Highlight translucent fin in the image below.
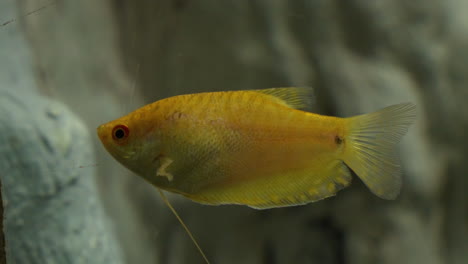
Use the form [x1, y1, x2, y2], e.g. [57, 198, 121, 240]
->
[157, 189, 211, 264]
[186, 160, 352, 209]
[253, 87, 314, 110]
[342, 103, 416, 199]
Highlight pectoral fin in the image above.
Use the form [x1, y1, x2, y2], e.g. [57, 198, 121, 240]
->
[156, 156, 174, 182]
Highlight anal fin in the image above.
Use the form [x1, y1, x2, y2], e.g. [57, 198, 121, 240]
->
[251, 161, 352, 209]
[186, 160, 352, 209]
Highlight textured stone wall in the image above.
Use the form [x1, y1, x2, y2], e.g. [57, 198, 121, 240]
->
[0, 2, 124, 264]
[4, 0, 468, 263]
[0, 90, 124, 264]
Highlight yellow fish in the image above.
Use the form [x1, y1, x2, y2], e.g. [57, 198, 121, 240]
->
[97, 88, 416, 209]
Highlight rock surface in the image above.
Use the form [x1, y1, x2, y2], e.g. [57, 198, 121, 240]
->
[7, 0, 468, 264]
[0, 90, 124, 264]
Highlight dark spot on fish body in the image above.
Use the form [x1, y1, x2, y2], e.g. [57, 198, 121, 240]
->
[334, 135, 344, 145]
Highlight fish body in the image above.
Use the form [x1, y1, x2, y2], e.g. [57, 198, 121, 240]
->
[97, 88, 416, 209]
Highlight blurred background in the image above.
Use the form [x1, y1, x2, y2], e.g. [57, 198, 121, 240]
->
[1, 0, 467, 263]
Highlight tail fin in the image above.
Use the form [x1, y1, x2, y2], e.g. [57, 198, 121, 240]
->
[342, 103, 416, 199]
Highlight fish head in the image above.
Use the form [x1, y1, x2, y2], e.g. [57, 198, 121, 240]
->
[97, 112, 163, 177]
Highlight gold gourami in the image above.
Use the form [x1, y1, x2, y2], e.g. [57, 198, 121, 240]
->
[97, 88, 416, 209]
[97, 88, 415, 263]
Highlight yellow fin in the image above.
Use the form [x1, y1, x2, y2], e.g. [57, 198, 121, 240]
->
[253, 87, 314, 110]
[342, 103, 416, 199]
[186, 160, 352, 209]
[250, 161, 351, 209]
[156, 157, 174, 181]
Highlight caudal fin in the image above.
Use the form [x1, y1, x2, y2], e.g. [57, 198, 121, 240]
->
[342, 103, 416, 199]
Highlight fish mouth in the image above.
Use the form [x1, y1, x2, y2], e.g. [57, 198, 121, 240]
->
[97, 124, 109, 142]
[96, 124, 118, 157]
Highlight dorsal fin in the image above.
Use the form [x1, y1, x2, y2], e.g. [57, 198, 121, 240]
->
[253, 87, 314, 110]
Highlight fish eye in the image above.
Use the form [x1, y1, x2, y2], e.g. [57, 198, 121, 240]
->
[112, 125, 129, 141]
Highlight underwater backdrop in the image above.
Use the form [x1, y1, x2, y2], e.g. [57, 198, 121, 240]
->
[1, 0, 467, 263]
